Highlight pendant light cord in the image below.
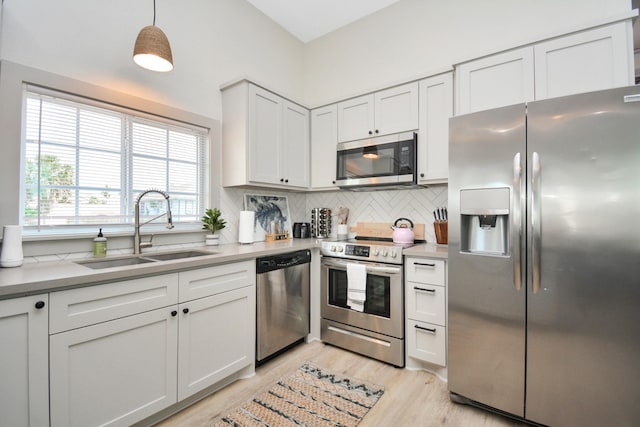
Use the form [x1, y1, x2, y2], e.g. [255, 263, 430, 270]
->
[152, 0, 156, 26]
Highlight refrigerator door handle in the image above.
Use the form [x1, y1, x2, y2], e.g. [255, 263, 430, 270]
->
[513, 152, 523, 291]
[532, 152, 542, 294]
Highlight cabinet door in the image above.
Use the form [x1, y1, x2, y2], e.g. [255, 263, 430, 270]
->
[374, 82, 419, 137]
[456, 47, 534, 114]
[310, 104, 338, 190]
[418, 73, 453, 184]
[282, 100, 310, 188]
[407, 320, 446, 367]
[50, 308, 178, 427]
[337, 94, 374, 142]
[248, 84, 282, 185]
[177, 286, 255, 400]
[0, 295, 49, 427]
[534, 21, 634, 100]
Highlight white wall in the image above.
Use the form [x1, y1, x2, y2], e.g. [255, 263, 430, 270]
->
[302, 0, 633, 106]
[0, 0, 304, 119]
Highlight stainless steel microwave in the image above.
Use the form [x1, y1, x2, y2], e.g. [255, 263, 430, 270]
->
[335, 131, 417, 190]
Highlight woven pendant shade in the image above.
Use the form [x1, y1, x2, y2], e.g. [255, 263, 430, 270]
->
[133, 25, 173, 72]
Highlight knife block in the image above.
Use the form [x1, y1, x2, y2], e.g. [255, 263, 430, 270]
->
[434, 222, 448, 245]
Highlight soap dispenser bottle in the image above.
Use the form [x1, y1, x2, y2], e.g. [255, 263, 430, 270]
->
[93, 228, 107, 257]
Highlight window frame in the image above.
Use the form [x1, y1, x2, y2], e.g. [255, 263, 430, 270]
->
[0, 61, 218, 239]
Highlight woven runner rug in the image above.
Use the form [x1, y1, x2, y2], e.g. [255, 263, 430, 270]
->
[212, 362, 385, 427]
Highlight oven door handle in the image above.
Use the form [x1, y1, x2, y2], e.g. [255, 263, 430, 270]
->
[321, 259, 402, 274]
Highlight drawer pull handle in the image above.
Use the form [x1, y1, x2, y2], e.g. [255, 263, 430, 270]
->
[415, 325, 437, 334]
[413, 286, 435, 293]
[414, 262, 436, 267]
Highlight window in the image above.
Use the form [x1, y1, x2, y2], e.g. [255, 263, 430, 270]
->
[22, 87, 208, 232]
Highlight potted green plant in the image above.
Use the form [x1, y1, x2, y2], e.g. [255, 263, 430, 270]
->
[202, 208, 226, 246]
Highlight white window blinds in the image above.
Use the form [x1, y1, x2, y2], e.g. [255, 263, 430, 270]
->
[22, 88, 208, 231]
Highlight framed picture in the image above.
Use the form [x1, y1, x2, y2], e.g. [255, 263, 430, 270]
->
[243, 194, 291, 242]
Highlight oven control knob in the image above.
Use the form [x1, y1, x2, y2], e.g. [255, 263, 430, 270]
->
[382, 250, 388, 257]
[330, 245, 336, 252]
[373, 249, 379, 256]
[337, 246, 344, 252]
[390, 249, 397, 258]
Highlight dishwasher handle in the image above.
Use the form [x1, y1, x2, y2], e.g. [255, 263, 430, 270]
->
[256, 249, 311, 274]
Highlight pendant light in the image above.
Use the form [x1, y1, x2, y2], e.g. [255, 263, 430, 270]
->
[133, 0, 173, 72]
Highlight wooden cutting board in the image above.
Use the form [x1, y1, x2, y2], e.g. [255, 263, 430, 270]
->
[349, 221, 425, 241]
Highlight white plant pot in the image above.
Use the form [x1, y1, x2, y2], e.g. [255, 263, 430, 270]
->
[205, 234, 220, 246]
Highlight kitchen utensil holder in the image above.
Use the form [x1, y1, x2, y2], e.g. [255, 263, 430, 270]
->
[434, 222, 448, 245]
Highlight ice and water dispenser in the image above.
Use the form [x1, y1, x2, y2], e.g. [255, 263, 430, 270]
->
[459, 187, 510, 256]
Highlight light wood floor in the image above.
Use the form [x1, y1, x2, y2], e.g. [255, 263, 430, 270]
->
[157, 341, 526, 426]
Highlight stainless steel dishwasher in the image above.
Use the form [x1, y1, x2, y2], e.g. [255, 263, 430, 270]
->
[256, 249, 311, 363]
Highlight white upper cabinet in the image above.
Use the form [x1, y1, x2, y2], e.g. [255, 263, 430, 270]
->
[337, 94, 374, 142]
[417, 72, 453, 184]
[248, 85, 283, 185]
[456, 47, 535, 115]
[374, 82, 420, 136]
[456, 21, 634, 115]
[282, 100, 310, 187]
[337, 82, 418, 142]
[534, 21, 634, 100]
[222, 81, 310, 189]
[310, 104, 339, 190]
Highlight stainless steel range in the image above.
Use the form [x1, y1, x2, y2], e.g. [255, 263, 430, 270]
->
[320, 240, 408, 367]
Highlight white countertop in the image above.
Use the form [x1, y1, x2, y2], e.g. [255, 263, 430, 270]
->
[0, 239, 448, 299]
[403, 243, 449, 259]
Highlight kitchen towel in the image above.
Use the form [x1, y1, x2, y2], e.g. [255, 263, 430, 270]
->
[0, 225, 23, 268]
[347, 263, 367, 312]
[238, 210, 255, 244]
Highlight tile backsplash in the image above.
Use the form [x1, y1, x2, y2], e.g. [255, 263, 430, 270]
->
[219, 185, 447, 244]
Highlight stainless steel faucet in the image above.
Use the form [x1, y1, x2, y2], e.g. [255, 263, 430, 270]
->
[134, 189, 174, 254]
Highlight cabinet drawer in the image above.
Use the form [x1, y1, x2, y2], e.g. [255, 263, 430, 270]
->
[406, 282, 445, 326]
[405, 258, 445, 285]
[50, 274, 179, 333]
[179, 260, 255, 302]
[407, 320, 446, 367]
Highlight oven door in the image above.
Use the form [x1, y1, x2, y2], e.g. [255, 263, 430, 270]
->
[321, 257, 403, 338]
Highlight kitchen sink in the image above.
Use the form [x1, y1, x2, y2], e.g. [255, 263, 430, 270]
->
[76, 256, 156, 269]
[143, 250, 216, 261]
[75, 250, 216, 269]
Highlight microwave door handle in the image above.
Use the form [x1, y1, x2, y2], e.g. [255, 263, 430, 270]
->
[322, 259, 401, 274]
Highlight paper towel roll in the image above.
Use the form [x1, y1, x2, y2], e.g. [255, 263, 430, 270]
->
[1, 225, 23, 268]
[238, 211, 255, 244]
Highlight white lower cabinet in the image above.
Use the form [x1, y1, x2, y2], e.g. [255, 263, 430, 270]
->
[0, 294, 49, 427]
[407, 320, 446, 367]
[405, 257, 447, 368]
[49, 260, 256, 427]
[50, 308, 178, 427]
[177, 285, 255, 400]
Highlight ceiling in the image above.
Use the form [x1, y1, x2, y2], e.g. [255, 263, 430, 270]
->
[246, 0, 401, 43]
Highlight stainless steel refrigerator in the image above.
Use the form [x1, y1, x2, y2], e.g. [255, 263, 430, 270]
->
[448, 85, 640, 426]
